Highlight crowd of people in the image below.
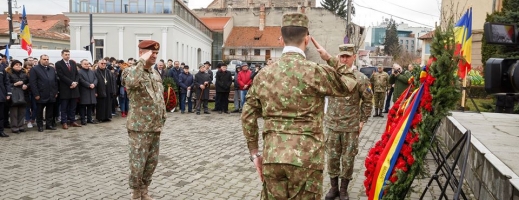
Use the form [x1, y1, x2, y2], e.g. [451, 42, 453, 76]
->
[0, 49, 271, 137]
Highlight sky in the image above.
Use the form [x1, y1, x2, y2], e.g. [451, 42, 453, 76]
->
[1, 0, 442, 28]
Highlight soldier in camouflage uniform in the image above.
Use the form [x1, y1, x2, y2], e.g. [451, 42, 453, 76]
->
[370, 64, 389, 117]
[323, 44, 373, 200]
[122, 40, 167, 200]
[241, 13, 359, 200]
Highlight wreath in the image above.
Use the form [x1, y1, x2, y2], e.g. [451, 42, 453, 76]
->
[364, 23, 461, 199]
[163, 77, 178, 112]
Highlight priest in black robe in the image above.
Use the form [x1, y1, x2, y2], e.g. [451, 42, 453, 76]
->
[95, 60, 114, 122]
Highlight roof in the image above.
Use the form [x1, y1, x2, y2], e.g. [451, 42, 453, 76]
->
[0, 14, 69, 41]
[224, 26, 283, 48]
[418, 31, 434, 40]
[0, 28, 69, 41]
[200, 17, 231, 31]
[0, 14, 68, 31]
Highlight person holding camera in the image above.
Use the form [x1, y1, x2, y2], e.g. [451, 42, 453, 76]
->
[194, 64, 212, 115]
[388, 63, 412, 103]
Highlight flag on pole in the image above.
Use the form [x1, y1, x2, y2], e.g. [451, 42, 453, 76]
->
[454, 8, 472, 79]
[20, 5, 33, 56]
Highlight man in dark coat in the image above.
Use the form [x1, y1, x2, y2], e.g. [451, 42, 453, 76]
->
[194, 65, 211, 115]
[215, 64, 233, 114]
[0, 54, 10, 129]
[29, 54, 58, 132]
[78, 59, 98, 125]
[55, 50, 82, 129]
[178, 65, 194, 114]
[95, 60, 115, 122]
[0, 57, 11, 137]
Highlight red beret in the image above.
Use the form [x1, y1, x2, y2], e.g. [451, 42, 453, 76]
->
[138, 40, 160, 50]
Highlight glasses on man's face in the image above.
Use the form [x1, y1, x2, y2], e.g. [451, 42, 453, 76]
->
[42, 59, 49, 61]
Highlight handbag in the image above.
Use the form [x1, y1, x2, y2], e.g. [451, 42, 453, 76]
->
[11, 87, 26, 106]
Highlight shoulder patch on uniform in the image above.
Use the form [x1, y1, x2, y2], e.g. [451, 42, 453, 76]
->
[367, 84, 373, 93]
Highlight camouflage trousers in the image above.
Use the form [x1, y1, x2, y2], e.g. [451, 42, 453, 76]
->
[325, 128, 360, 179]
[374, 92, 386, 109]
[261, 164, 323, 200]
[128, 130, 160, 189]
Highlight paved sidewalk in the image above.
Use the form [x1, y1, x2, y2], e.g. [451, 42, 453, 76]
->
[0, 112, 460, 199]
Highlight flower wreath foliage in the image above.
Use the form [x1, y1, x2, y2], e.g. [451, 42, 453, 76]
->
[162, 77, 178, 112]
[363, 24, 461, 199]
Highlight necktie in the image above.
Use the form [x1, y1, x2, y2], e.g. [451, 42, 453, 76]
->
[66, 62, 71, 71]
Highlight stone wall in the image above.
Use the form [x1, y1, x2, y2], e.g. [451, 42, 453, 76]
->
[194, 7, 365, 63]
[438, 116, 519, 200]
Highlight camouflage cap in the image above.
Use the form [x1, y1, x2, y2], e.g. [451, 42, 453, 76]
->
[338, 44, 355, 56]
[282, 13, 309, 28]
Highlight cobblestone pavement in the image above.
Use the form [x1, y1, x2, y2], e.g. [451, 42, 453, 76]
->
[0, 111, 464, 200]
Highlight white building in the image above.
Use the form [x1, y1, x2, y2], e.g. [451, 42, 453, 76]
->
[65, 0, 212, 65]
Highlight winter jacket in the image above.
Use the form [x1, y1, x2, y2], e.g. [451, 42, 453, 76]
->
[178, 72, 194, 94]
[237, 69, 252, 90]
[215, 70, 233, 93]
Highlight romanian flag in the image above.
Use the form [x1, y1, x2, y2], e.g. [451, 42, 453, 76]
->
[369, 84, 424, 200]
[20, 5, 32, 56]
[454, 8, 472, 79]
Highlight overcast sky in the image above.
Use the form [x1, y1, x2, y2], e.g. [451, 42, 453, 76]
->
[1, 0, 441, 28]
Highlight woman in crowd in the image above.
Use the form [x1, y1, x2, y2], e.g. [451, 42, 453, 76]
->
[117, 62, 130, 117]
[7, 60, 29, 133]
[23, 61, 36, 129]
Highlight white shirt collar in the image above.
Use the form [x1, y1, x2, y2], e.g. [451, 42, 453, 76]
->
[282, 46, 306, 58]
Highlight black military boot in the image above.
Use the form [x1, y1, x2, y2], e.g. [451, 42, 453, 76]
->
[339, 178, 350, 200]
[325, 177, 340, 200]
[378, 109, 384, 117]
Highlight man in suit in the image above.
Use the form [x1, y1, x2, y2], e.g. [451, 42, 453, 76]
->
[29, 54, 59, 132]
[55, 50, 82, 129]
[154, 60, 166, 80]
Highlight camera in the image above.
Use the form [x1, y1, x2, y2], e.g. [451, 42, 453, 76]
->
[483, 23, 519, 94]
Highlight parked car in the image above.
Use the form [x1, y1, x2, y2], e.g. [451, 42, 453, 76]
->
[359, 66, 392, 78]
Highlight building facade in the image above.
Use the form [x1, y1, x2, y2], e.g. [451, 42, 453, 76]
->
[368, 21, 431, 54]
[0, 14, 70, 50]
[194, 6, 366, 64]
[206, 0, 317, 9]
[66, 0, 212, 65]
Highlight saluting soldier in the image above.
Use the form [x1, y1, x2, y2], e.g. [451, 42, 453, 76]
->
[241, 13, 358, 199]
[371, 64, 389, 117]
[323, 44, 373, 200]
[122, 40, 167, 200]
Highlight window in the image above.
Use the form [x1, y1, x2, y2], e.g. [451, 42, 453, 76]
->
[242, 49, 248, 56]
[41, 46, 49, 49]
[254, 49, 260, 56]
[94, 39, 104, 60]
[105, 0, 115, 13]
[80, 0, 89, 12]
[229, 49, 235, 56]
[163, 0, 172, 13]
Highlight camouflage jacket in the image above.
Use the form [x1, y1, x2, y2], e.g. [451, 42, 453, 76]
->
[370, 71, 389, 93]
[241, 52, 357, 170]
[324, 58, 373, 132]
[122, 58, 167, 132]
